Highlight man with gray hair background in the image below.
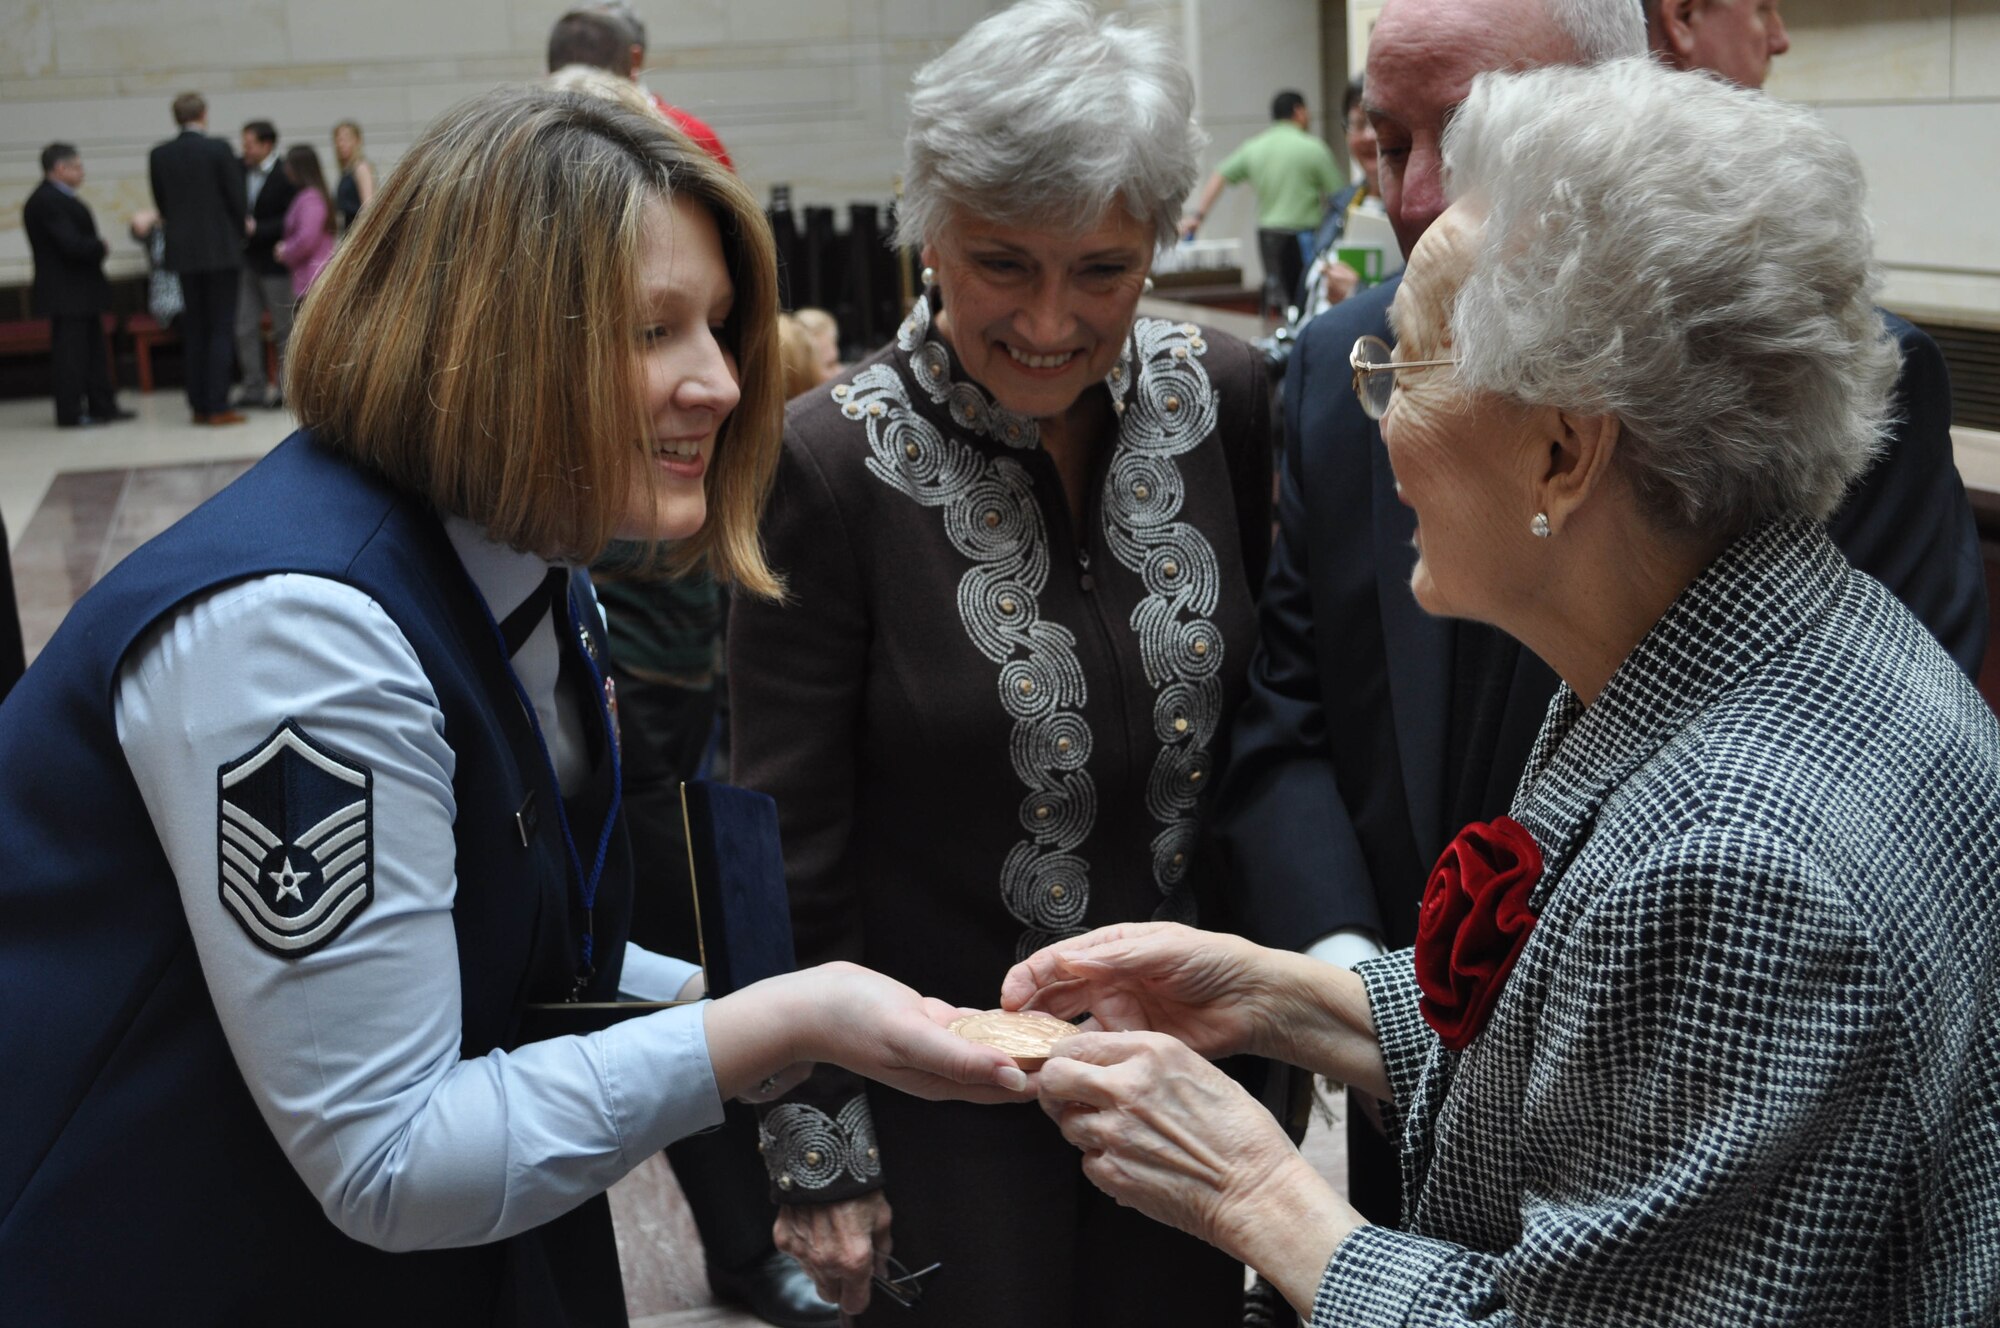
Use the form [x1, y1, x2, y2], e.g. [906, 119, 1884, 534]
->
[1213, 0, 1983, 1268]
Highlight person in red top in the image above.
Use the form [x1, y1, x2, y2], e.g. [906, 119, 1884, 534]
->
[545, 6, 733, 171]
[650, 95, 732, 171]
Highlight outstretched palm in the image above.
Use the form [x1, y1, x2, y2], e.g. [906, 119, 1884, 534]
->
[811, 963, 1031, 1103]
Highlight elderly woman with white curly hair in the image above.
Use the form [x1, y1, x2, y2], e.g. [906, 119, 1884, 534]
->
[1004, 57, 2000, 1326]
[727, 0, 1270, 1321]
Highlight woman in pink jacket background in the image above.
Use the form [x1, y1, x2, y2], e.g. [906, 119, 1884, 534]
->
[274, 144, 336, 298]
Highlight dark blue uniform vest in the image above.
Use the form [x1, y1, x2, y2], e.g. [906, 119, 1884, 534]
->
[0, 433, 636, 1325]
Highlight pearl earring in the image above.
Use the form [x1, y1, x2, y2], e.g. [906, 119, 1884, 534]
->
[921, 266, 936, 287]
[1531, 512, 1551, 538]
[1142, 276, 1155, 294]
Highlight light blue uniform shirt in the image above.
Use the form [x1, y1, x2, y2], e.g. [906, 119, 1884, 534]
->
[112, 514, 717, 1252]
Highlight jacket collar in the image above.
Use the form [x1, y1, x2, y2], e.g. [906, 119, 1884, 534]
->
[890, 287, 1140, 450]
[1510, 520, 1847, 888]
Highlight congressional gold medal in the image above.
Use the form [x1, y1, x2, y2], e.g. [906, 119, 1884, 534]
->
[949, 1010, 1079, 1068]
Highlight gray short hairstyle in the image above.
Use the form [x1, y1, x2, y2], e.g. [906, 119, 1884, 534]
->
[895, 0, 1204, 250]
[1545, 0, 1647, 62]
[1443, 57, 1896, 533]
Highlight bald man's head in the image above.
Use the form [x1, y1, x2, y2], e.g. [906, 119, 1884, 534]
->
[1366, 0, 1643, 256]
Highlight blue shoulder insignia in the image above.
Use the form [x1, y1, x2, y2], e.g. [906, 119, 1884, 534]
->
[216, 720, 374, 958]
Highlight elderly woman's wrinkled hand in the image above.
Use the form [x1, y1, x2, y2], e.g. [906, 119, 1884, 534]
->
[1037, 1030, 1328, 1259]
[1000, 922, 1285, 1062]
[774, 1192, 892, 1317]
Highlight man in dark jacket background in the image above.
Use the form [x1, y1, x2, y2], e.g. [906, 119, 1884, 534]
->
[22, 143, 131, 430]
[233, 119, 297, 410]
[149, 92, 246, 426]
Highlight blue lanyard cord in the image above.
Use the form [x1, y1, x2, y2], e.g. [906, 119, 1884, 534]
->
[475, 571, 623, 991]
[562, 580, 624, 967]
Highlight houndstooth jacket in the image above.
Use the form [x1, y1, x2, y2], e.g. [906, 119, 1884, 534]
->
[1316, 521, 2000, 1326]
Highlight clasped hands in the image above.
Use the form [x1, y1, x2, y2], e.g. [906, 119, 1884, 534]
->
[1001, 923, 1374, 1288]
[756, 924, 1382, 1316]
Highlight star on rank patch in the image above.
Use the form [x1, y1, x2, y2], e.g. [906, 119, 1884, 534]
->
[217, 720, 373, 957]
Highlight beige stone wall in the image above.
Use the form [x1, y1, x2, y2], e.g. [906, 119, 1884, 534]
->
[1179, 0, 1327, 270]
[1, 0, 1250, 291]
[1768, 0, 2000, 325]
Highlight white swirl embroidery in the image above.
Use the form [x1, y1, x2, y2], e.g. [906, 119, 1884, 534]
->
[758, 1098, 883, 1193]
[844, 301, 1220, 952]
[845, 298, 1093, 961]
[1100, 321, 1222, 918]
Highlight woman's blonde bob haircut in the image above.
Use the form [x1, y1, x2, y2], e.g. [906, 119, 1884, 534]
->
[288, 85, 783, 597]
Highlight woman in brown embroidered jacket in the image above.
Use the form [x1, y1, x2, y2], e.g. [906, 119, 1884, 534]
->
[727, 2, 1270, 1322]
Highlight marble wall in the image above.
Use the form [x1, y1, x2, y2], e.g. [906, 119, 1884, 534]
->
[1339, 0, 2000, 325]
[1179, 0, 1326, 264]
[1768, 0, 2000, 323]
[0, 0, 1328, 296]
[6, 1, 1990, 321]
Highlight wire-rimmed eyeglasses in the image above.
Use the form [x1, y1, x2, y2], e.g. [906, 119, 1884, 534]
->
[871, 1256, 943, 1310]
[1349, 334, 1458, 420]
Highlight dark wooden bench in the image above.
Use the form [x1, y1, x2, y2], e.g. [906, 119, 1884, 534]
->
[0, 314, 117, 383]
[127, 311, 278, 393]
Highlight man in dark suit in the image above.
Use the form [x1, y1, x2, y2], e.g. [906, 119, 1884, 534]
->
[149, 92, 247, 426]
[233, 119, 297, 410]
[22, 144, 132, 429]
[1213, 0, 1987, 1229]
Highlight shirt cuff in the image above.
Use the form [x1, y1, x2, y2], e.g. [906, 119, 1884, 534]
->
[1306, 928, 1387, 970]
[1311, 1224, 1462, 1328]
[597, 1001, 725, 1161]
[618, 942, 701, 1001]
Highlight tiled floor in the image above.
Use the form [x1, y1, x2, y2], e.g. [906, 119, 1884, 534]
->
[13, 456, 258, 661]
[2, 377, 1349, 1326]
[2, 391, 285, 665]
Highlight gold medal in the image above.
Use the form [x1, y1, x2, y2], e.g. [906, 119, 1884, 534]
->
[948, 1009, 1079, 1069]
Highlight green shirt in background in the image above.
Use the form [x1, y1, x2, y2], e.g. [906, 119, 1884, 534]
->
[593, 553, 722, 681]
[1218, 121, 1344, 231]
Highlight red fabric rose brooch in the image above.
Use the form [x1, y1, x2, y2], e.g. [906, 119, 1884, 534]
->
[1415, 815, 1542, 1052]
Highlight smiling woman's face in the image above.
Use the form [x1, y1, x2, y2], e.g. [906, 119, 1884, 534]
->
[616, 193, 741, 544]
[924, 204, 1155, 421]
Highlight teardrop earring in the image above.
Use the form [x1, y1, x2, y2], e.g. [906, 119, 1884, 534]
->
[1142, 276, 1155, 294]
[1531, 512, 1552, 539]
[921, 266, 937, 287]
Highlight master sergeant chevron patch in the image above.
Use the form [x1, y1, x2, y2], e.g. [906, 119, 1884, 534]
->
[216, 720, 374, 958]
